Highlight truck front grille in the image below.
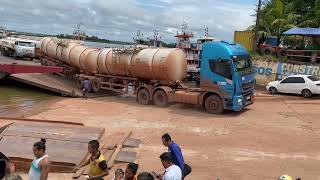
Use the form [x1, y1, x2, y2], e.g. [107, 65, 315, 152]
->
[242, 80, 254, 96]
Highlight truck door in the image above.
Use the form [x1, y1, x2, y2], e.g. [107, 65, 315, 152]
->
[206, 58, 234, 96]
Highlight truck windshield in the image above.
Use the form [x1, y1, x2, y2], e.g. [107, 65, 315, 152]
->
[18, 41, 34, 47]
[233, 55, 254, 76]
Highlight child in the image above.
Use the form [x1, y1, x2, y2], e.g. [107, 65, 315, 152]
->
[112, 168, 124, 180]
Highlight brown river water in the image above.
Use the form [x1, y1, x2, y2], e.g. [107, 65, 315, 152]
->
[0, 79, 56, 117]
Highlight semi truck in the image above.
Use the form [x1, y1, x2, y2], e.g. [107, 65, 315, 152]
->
[39, 37, 255, 114]
[0, 37, 36, 59]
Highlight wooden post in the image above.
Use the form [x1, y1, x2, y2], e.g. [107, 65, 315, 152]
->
[253, 0, 262, 52]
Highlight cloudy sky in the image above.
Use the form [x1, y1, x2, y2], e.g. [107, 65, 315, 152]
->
[0, 0, 256, 43]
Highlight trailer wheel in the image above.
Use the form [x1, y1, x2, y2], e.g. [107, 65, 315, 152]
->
[13, 53, 17, 59]
[204, 95, 224, 114]
[153, 90, 168, 107]
[76, 77, 83, 89]
[1, 49, 7, 56]
[263, 48, 272, 55]
[91, 79, 101, 93]
[137, 88, 150, 105]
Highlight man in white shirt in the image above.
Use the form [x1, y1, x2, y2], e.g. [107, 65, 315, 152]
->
[157, 152, 182, 180]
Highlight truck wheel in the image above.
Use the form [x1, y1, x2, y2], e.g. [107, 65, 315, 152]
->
[76, 77, 83, 89]
[137, 88, 150, 105]
[153, 90, 168, 107]
[91, 79, 101, 93]
[204, 95, 224, 114]
[1, 49, 7, 56]
[263, 48, 272, 55]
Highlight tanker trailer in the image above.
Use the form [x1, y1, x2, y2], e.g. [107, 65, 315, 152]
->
[40, 37, 255, 114]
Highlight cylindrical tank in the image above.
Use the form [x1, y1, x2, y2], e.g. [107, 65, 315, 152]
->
[97, 48, 112, 75]
[131, 48, 187, 81]
[40, 37, 51, 55]
[46, 39, 59, 59]
[40, 37, 187, 81]
[84, 49, 100, 75]
[61, 43, 79, 65]
[80, 48, 96, 73]
[69, 45, 88, 69]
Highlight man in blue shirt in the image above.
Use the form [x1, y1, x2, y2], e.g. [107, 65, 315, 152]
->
[81, 78, 91, 100]
[161, 133, 185, 174]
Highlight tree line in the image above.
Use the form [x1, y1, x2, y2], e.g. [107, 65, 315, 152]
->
[249, 0, 320, 39]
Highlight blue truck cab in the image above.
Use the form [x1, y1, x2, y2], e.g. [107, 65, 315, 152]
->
[200, 41, 255, 113]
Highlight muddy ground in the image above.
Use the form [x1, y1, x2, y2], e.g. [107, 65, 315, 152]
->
[13, 91, 319, 180]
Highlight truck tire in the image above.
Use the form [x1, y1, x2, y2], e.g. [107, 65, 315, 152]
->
[91, 79, 101, 93]
[263, 48, 272, 55]
[13, 53, 17, 59]
[76, 77, 83, 89]
[153, 90, 168, 107]
[204, 95, 224, 114]
[1, 49, 7, 56]
[137, 88, 150, 105]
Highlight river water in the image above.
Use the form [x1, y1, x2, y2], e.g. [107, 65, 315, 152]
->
[0, 80, 55, 117]
[0, 41, 130, 117]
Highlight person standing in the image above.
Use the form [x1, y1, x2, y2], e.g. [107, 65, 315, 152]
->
[74, 140, 109, 180]
[161, 133, 191, 178]
[82, 78, 91, 100]
[28, 138, 51, 180]
[156, 152, 182, 180]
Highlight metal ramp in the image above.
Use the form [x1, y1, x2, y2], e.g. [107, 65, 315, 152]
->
[9, 73, 82, 97]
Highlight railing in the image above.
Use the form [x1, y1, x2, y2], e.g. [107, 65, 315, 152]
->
[287, 49, 320, 62]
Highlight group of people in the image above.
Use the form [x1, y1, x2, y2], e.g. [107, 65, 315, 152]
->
[110, 133, 191, 180]
[74, 133, 191, 180]
[1, 133, 303, 180]
[7, 133, 190, 180]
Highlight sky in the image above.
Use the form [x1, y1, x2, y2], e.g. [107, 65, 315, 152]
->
[0, 0, 257, 43]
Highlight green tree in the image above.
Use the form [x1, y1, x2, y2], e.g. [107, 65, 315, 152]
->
[249, 0, 319, 39]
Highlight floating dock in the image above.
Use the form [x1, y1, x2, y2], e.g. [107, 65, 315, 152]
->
[0, 117, 140, 176]
[0, 117, 105, 172]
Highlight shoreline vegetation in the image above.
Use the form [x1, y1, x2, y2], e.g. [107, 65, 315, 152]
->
[11, 30, 177, 47]
[10, 31, 133, 45]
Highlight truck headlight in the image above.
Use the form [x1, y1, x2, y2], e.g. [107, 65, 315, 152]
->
[237, 99, 242, 105]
